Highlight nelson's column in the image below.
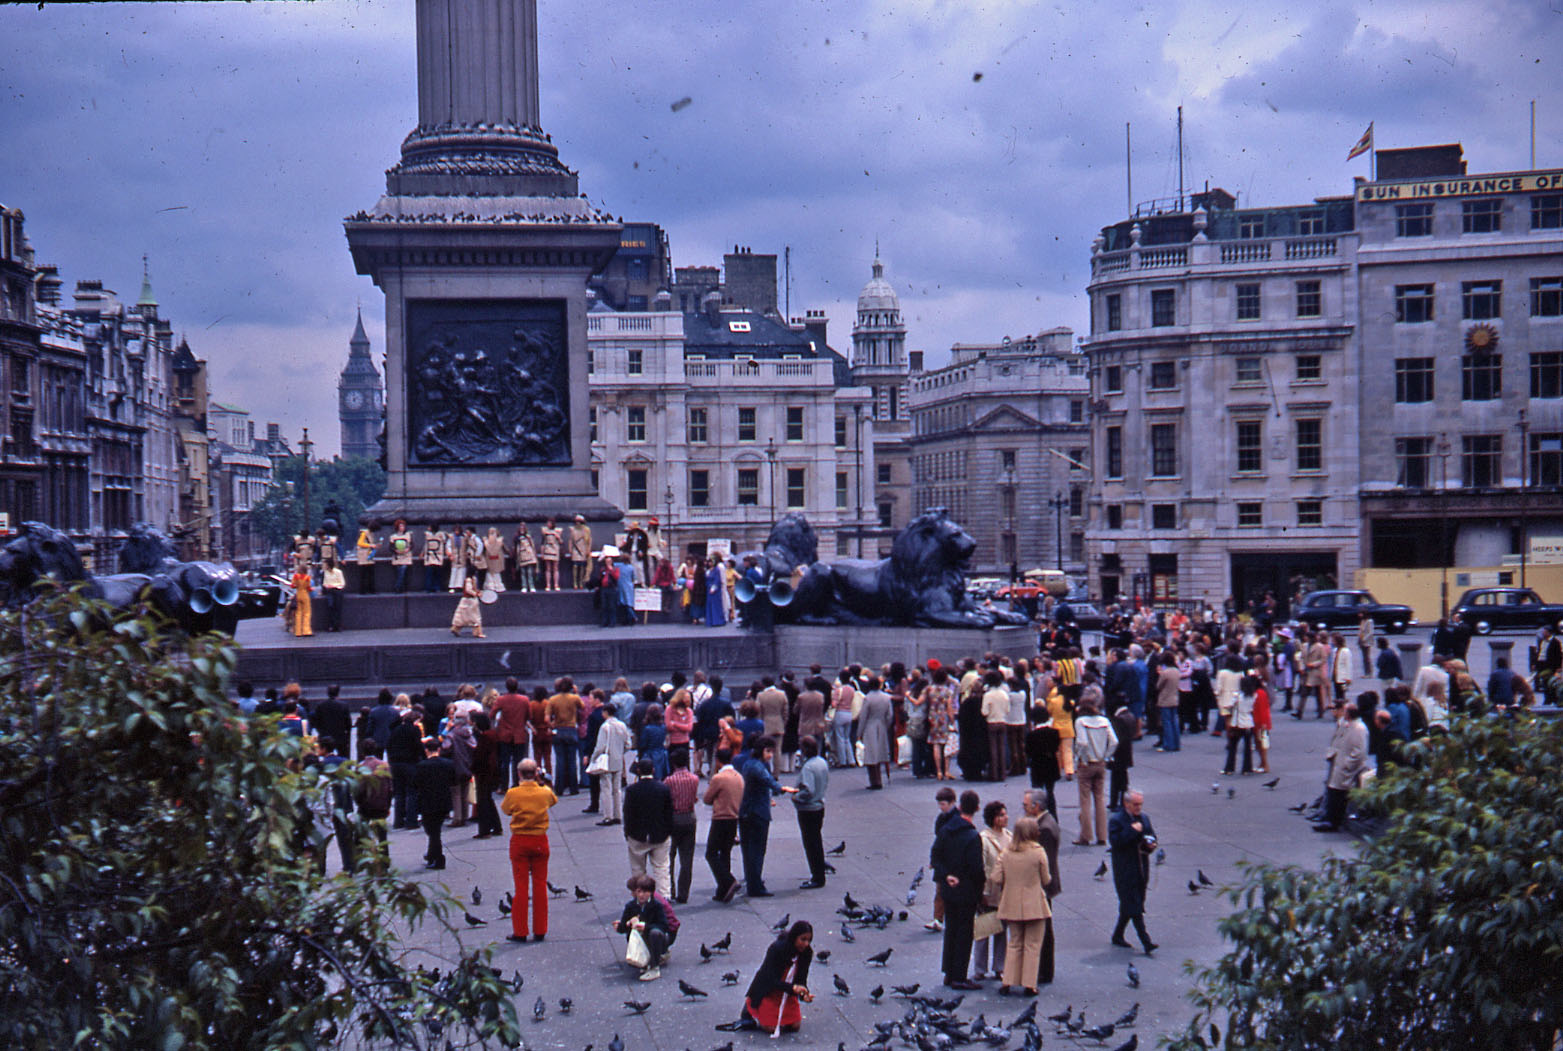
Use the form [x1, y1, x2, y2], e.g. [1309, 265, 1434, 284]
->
[345, 0, 622, 530]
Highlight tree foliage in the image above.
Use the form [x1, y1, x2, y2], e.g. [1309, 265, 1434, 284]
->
[251, 455, 386, 548]
[1170, 715, 1563, 1051]
[0, 591, 517, 1049]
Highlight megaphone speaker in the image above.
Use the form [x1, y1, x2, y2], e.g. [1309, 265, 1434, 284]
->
[734, 577, 758, 604]
[212, 577, 240, 606]
[190, 588, 214, 614]
[769, 579, 795, 607]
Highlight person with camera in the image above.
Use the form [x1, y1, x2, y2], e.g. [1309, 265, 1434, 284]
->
[500, 758, 558, 943]
[1108, 789, 1159, 955]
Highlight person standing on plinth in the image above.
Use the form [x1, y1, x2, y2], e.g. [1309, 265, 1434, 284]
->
[290, 557, 314, 637]
[483, 526, 507, 594]
[450, 575, 485, 638]
[354, 521, 378, 594]
[321, 559, 346, 633]
[445, 525, 467, 592]
[421, 522, 447, 593]
[539, 518, 562, 591]
[569, 515, 593, 589]
[617, 551, 638, 627]
[512, 521, 537, 592]
[389, 519, 414, 592]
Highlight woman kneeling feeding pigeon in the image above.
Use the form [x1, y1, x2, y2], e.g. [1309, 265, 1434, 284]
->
[718, 920, 815, 1032]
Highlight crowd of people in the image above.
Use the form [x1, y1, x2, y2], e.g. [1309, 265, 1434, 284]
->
[231, 592, 1555, 1034]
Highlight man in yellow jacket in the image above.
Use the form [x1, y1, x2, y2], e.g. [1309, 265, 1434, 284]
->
[500, 759, 558, 942]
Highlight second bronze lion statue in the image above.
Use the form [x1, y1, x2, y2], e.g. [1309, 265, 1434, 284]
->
[757, 508, 1028, 629]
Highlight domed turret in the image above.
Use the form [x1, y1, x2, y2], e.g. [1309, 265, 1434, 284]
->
[850, 253, 909, 422]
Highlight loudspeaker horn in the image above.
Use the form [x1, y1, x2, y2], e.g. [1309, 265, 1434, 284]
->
[189, 588, 214, 614]
[734, 576, 758, 604]
[211, 575, 240, 606]
[768, 579, 794, 607]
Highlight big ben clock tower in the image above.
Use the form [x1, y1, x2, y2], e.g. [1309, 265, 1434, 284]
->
[338, 308, 384, 461]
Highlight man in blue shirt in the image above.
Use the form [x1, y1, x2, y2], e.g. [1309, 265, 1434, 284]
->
[617, 553, 638, 626]
[738, 736, 795, 897]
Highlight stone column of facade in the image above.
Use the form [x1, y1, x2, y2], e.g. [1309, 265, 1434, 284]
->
[346, 0, 621, 530]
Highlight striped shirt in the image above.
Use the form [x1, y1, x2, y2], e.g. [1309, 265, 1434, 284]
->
[664, 768, 699, 814]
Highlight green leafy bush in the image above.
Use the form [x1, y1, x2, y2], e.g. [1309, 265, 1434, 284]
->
[1170, 715, 1562, 1051]
[0, 592, 518, 1049]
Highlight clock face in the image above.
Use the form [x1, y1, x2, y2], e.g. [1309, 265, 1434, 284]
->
[344, 390, 364, 410]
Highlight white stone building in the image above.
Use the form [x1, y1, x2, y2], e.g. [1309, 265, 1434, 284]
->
[587, 304, 873, 560]
[850, 256, 913, 548]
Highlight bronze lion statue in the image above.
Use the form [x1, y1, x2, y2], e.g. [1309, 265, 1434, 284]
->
[760, 508, 1028, 629]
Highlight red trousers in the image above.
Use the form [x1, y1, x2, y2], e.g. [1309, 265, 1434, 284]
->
[509, 833, 550, 938]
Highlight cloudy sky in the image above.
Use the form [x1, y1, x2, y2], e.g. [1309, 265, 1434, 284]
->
[4, 0, 1558, 456]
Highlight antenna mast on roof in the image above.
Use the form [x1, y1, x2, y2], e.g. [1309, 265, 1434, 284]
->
[1177, 105, 1185, 211]
[784, 245, 791, 319]
[1126, 122, 1133, 216]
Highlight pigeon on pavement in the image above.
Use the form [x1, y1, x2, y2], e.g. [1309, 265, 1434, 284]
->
[1127, 961, 1140, 988]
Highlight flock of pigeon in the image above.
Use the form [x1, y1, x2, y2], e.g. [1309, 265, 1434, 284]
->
[447, 839, 1158, 1051]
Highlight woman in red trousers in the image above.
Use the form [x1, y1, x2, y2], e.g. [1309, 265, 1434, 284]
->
[499, 758, 557, 942]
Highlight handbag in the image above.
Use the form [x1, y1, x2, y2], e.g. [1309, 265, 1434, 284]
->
[625, 928, 651, 968]
[586, 751, 611, 777]
[972, 909, 1003, 941]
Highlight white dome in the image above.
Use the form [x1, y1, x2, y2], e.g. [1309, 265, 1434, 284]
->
[856, 258, 901, 317]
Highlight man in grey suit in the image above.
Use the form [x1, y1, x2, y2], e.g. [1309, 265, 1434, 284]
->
[1022, 788, 1062, 984]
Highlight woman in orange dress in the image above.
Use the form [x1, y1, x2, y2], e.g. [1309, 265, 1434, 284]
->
[290, 561, 313, 637]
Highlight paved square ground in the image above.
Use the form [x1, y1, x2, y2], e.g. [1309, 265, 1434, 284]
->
[367, 683, 1374, 1050]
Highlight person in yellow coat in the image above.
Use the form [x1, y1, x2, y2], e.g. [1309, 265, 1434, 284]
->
[290, 560, 314, 637]
[1047, 679, 1075, 782]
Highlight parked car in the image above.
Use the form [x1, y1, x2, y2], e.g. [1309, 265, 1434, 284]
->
[1451, 587, 1563, 634]
[1294, 590, 1413, 634]
[1062, 601, 1107, 631]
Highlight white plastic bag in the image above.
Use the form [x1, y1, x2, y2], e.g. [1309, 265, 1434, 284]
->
[625, 928, 650, 968]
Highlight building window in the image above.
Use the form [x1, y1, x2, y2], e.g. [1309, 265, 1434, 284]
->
[1150, 288, 1176, 327]
[1150, 423, 1178, 477]
[1531, 433, 1563, 486]
[878, 502, 893, 528]
[1534, 194, 1563, 230]
[1151, 503, 1176, 530]
[1531, 352, 1563, 398]
[627, 468, 648, 511]
[1297, 499, 1323, 526]
[1069, 487, 1084, 517]
[1462, 198, 1502, 233]
[1461, 353, 1502, 401]
[1106, 294, 1122, 331]
[738, 407, 756, 442]
[1104, 365, 1123, 393]
[1236, 420, 1263, 473]
[1235, 283, 1261, 320]
[687, 406, 708, 443]
[689, 469, 710, 507]
[786, 467, 806, 508]
[1296, 280, 1321, 318]
[627, 348, 643, 375]
[1235, 356, 1262, 384]
[835, 415, 847, 448]
[1296, 417, 1323, 471]
[1000, 487, 1016, 519]
[1069, 398, 1084, 423]
[1296, 354, 1322, 381]
[1105, 426, 1123, 479]
[1395, 202, 1434, 237]
[1462, 280, 1502, 320]
[1531, 276, 1563, 317]
[1238, 214, 1264, 239]
[1000, 448, 1016, 471]
[1395, 436, 1433, 488]
[1236, 502, 1262, 527]
[1001, 532, 1017, 565]
[1148, 361, 1177, 390]
[1461, 435, 1502, 488]
[877, 462, 892, 485]
[1070, 531, 1085, 563]
[589, 406, 598, 443]
[1106, 504, 1123, 529]
[835, 471, 848, 509]
[626, 406, 646, 442]
[737, 468, 759, 505]
[1395, 284, 1435, 323]
[586, 348, 594, 374]
[1297, 210, 1325, 236]
[785, 406, 804, 442]
[1069, 448, 1086, 471]
[1394, 358, 1435, 403]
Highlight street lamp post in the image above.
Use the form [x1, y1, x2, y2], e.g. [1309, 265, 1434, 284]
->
[853, 404, 865, 558]
[299, 427, 313, 536]
[1048, 491, 1067, 569]
[1437, 433, 1452, 617]
[765, 436, 778, 533]
[664, 482, 675, 566]
[1519, 408, 1530, 588]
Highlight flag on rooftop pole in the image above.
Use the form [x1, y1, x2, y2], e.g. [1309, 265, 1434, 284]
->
[1347, 122, 1374, 161]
